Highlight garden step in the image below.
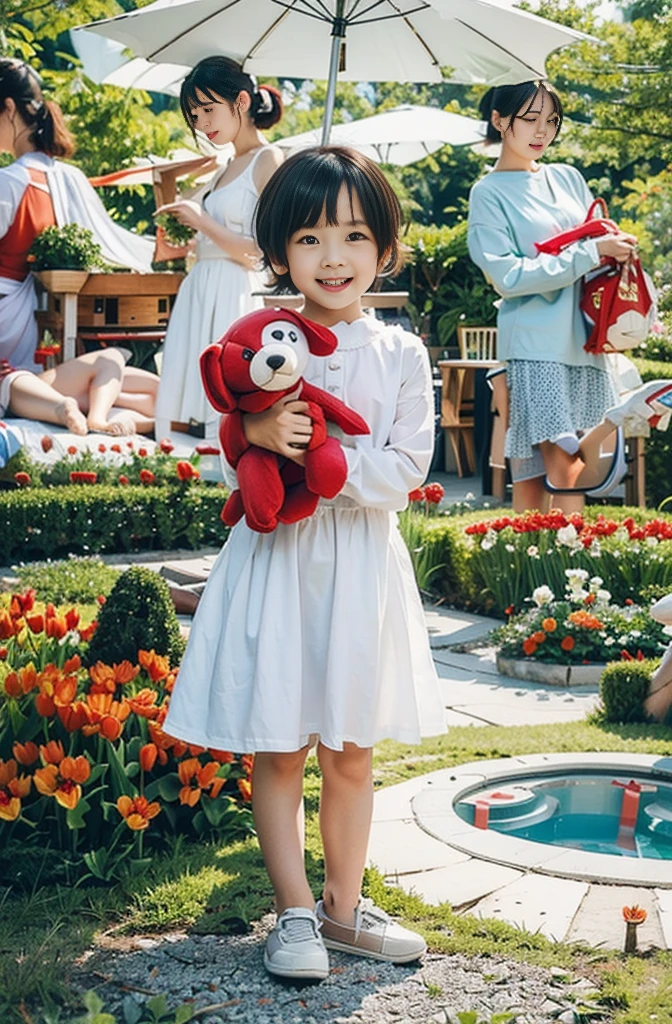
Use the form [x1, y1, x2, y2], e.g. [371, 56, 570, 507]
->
[159, 556, 216, 586]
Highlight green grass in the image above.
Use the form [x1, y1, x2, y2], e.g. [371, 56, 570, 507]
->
[3, 721, 672, 1023]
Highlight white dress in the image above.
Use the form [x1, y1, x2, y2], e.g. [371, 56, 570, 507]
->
[154, 148, 272, 436]
[164, 315, 447, 753]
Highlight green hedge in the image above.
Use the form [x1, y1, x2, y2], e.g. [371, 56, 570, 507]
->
[0, 483, 228, 562]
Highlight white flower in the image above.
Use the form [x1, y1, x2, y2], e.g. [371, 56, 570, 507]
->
[589, 541, 602, 558]
[557, 525, 581, 549]
[589, 576, 604, 589]
[645, 535, 659, 547]
[570, 588, 590, 603]
[565, 568, 589, 581]
[505, 543, 515, 552]
[531, 585, 555, 607]
[615, 527, 629, 543]
[527, 545, 539, 557]
[631, 629, 642, 638]
[604, 637, 616, 646]
[481, 529, 497, 551]
[595, 589, 612, 605]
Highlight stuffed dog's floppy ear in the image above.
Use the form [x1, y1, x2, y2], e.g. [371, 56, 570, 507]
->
[200, 344, 237, 413]
[284, 309, 337, 356]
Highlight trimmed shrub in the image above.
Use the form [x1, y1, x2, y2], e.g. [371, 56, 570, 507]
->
[631, 356, 672, 508]
[599, 660, 657, 723]
[86, 565, 186, 667]
[17, 555, 121, 605]
[0, 484, 228, 561]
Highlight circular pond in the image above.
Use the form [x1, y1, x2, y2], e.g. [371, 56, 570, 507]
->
[412, 753, 672, 887]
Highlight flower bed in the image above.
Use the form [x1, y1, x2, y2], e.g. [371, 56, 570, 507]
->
[493, 570, 668, 671]
[0, 588, 252, 883]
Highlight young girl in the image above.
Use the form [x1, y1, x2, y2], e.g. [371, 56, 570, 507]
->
[468, 80, 672, 513]
[154, 56, 284, 440]
[164, 146, 445, 979]
[0, 58, 158, 435]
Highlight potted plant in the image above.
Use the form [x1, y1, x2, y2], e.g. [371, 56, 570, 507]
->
[28, 223, 105, 293]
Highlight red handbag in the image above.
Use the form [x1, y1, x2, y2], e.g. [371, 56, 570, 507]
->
[535, 198, 619, 255]
[581, 257, 655, 354]
[536, 198, 656, 354]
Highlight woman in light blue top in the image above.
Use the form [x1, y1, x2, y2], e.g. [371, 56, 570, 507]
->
[468, 81, 672, 512]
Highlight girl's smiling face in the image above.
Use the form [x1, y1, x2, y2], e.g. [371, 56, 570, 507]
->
[273, 185, 380, 326]
[494, 87, 560, 167]
[188, 87, 246, 145]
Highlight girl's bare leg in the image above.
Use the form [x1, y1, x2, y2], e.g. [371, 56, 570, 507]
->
[42, 349, 128, 434]
[252, 748, 314, 915]
[318, 742, 373, 926]
[512, 476, 549, 514]
[8, 373, 88, 434]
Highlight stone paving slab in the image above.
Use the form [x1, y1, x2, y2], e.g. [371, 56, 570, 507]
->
[655, 888, 672, 947]
[388, 860, 525, 908]
[566, 885, 665, 951]
[472, 874, 589, 942]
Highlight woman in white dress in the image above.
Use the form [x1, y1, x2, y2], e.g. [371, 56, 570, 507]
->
[0, 59, 158, 435]
[165, 147, 446, 980]
[154, 56, 284, 439]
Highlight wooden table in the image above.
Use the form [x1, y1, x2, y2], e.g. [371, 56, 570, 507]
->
[438, 358, 501, 479]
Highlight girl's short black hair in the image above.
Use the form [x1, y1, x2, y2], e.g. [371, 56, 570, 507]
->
[180, 55, 283, 134]
[479, 80, 563, 145]
[254, 146, 403, 294]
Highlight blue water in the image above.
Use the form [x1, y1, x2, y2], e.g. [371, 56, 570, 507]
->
[455, 772, 672, 860]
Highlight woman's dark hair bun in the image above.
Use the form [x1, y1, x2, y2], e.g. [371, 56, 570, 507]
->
[252, 84, 283, 130]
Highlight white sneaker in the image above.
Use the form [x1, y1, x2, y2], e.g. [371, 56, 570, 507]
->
[315, 897, 426, 963]
[605, 380, 672, 431]
[264, 906, 329, 980]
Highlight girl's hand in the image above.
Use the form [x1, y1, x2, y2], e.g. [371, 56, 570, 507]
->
[154, 200, 203, 231]
[597, 231, 638, 264]
[243, 393, 313, 461]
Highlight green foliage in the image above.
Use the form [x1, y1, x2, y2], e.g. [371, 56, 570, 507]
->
[599, 660, 656, 723]
[16, 556, 121, 605]
[86, 566, 185, 667]
[398, 221, 498, 348]
[0, 484, 227, 561]
[154, 213, 195, 247]
[28, 224, 105, 271]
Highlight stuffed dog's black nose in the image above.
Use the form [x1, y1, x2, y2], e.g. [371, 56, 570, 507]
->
[266, 354, 286, 370]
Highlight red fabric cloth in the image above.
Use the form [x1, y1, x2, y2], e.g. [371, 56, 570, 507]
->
[0, 168, 55, 281]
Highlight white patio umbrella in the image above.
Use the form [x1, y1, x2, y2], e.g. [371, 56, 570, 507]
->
[79, 0, 594, 143]
[70, 27, 190, 97]
[275, 104, 487, 165]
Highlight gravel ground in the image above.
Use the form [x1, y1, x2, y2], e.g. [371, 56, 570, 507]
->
[73, 916, 608, 1023]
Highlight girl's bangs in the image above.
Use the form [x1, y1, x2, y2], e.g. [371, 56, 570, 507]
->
[181, 76, 221, 118]
[296, 162, 356, 230]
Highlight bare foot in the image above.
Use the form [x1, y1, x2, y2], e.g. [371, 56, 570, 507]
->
[88, 410, 138, 436]
[55, 398, 88, 436]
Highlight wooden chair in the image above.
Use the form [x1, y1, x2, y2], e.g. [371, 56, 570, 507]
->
[458, 325, 498, 361]
[440, 363, 476, 477]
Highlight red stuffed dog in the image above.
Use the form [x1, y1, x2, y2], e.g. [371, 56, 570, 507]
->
[200, 308, 369, 533]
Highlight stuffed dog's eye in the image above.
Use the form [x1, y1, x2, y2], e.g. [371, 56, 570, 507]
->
[271, 330, 284, 341]
[242, 348, 255, 361]
[289, 331, 298, 342]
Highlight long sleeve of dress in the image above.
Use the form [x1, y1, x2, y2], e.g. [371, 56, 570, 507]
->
[340, 341, 434, 512]
[468, 188, 601, 300]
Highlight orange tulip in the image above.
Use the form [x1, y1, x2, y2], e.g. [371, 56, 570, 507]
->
[79, 621, 98, 642]
[40, 740, 65, 765]
[46, 616, 67, 640]
[4, 672, 21, 698]
[177, 758, 221, 806]
[139, 743, 158, 772]
[25, 613, 45, 634]
[126, 688, 159, 719]
[241, 754, 254, 778]
[138, 649, 170, 683]
[57, 701, 89, 732]
[13, 740, 39, 766]
[34, 756, 89, 809]
[53, 675, 78, 708]
[65, 608, 80, 631]
[117, 794, 161, 830]
[209, 748, 235, 764]
[10, 589, 35, 618]
[82, 692, 131, 740]
[0, 759, 31, 821]
[623, 905, 647, 924]
[0, 609, 16, 640]
[237, 778, 252, 802]
[63, 654, 81, 673]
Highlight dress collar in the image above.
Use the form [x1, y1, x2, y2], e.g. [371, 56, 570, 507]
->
[330, 314, 378, 351]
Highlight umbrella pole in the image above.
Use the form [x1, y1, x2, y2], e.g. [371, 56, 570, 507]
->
[321, 2, 347, 146]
